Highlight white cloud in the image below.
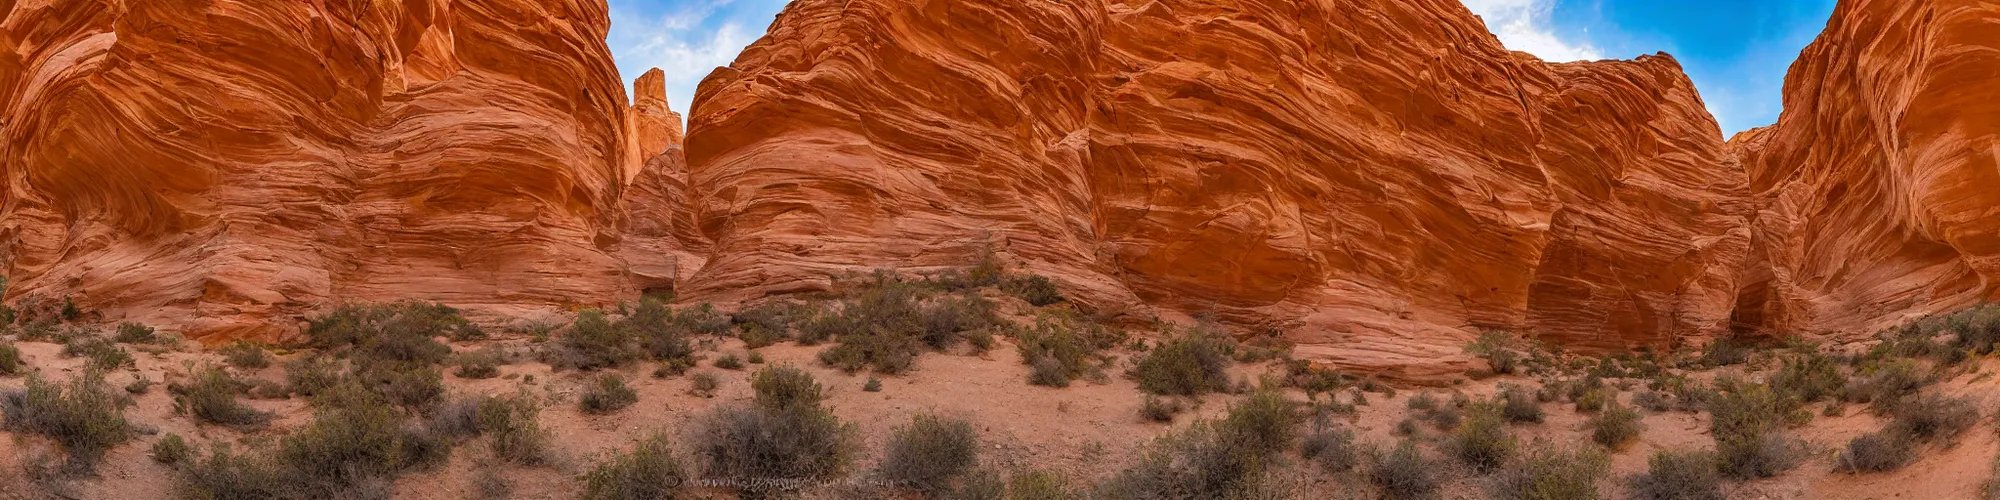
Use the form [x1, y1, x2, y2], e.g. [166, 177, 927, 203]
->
[607, 1, 766, 114]
[1461, 0, 1603, 62]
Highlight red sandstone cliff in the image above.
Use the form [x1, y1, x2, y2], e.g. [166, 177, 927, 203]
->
[1728, 0, 2000, 338]
[0, 0, 640, 342]
[6, 0, 1995, 379]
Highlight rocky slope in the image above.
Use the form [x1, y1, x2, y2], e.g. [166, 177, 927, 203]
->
[0, 0, 640, 342]
[1727, 0, 2000, 338]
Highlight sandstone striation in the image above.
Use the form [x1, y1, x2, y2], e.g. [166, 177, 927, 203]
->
[681, 0, 1754, 377]
[1728, 0, 2000, 338]
[0, 0, 640, 342]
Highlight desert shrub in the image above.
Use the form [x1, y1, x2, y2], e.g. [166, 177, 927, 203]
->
[689, 372, 720, 397]
[114, 322, 160, 344]
[879, 413, 981, 494]
[1771, 350, 1844, 402]
[1301, 422, 1359, 472]
[953, 469, 1006, 500]
[305, 301, 483, 349]
[174, 444, 293, 499]
[479, 392, 554, 465]
[0, 371, 133, 471]
[1449, 403, 1516, 473]
[1422, 403, 1464, 430]
[691, 404, 856, 487]
[0, 340, 21, 375]
[864, 377, 884, 392]
[1631, 390, 1671, 412]
[1131, 331, 1231, 396]
[1887, 392, 1979, 443]
[548, 310, 638, 371]
[153, 434, 194, 465]
[1221, 391, 1301, 454]
[1488, 441, 1608, 500]
[62, 336, 133, 370]
[1407, 392, 1440, 411]
[795, 309, 848, 346]
[1573, 388, 1607, 413]
[751, 365, 824, 411]
[127, 377, 154, 394]
[1708, 382, 1807, 479]
[920, 294, 1001, 350]
[1466, 331, 1520, 374]
[1843, 358, 1931, 408]
[1626, 450, 1723, 500]
[1699, 339, 1751, 367]
[354, 363, 445, 410]
[583, 430, 686, 500]
[1095, 421, 1270, 499]
[247, 378, 290, 400]
[1003, 274, 1064, 307]
[673, 303, 733, 336]
[452, 347, 505, 379]
[1140, 395, 1182, 422]
[620, 298, 696, 365]
[581, 373, 640, 414]
[1007, 470, 1074, 500]
[1371, 440, 1442, 500]
[1591, 400, 1644, 448]
[1498, 385, 1544, 424]
[734, 299, 809, 336]
[221, 341, 272, 369]
[714, 353, 744, 370]
[1838, 430, 1917, 473]
[178, 366, 275, 429]
[1028, 355, 1072, 388]
[284, 355, 345, 397]
[182, 383, 448, 497]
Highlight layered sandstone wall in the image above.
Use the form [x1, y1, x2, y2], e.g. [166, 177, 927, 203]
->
[681, 0, 1754, 377]
[0, 0, 640, 342]
[1728, 0, 2000, 337]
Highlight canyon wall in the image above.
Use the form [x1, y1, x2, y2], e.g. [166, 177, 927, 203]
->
[6, 0, 1995, 378]
[0, 0, 641, 342]
[1728, 0, 2000, 337]
[682, 0, 1753, 377]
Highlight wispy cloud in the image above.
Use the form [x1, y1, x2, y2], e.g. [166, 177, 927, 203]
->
[1461, 0, 1604, 62]
[607, 0, 779, 114]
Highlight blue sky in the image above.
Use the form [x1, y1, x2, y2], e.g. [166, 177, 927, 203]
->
[606, 0, 1835, 136]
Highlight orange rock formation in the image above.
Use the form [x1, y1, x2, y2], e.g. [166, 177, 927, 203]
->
[1728, 0, 2000, 338]
[5, 0, 1996, 378]
[0, 0, 639, 342]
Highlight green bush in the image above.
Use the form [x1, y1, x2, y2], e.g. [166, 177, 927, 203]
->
[1371, 440, 1442, 500]
[1574, 388, 1607, 413]
[548, 310, 638, 371]
[306, 301, 483, 348]
[1590, 400, 1644, 448]
[689, 372, 720, 397]
[1466, 331, 1520, 374]
[1007, 470, 1074, 500]
[1448, 403, 1516, 473]
[673, 303, 734, 336]
[479, 391, 554, 465]
[1095, 421, 1270, 499]
[1140, 395, 1181, 422]
[583, 430, 686, 500]
[621, 298, 696, 365]
[178, 366, 275, 429]
[1843, 358, 1931, 408]
[1838, 430, 1916, 473]
[1130, 332, 1231, 396]
[1887, 392, 1978, 444]
[879, 413, 981, 494]
[1488, 441, 1608, 500]
[1708, 382, 1806, 479]
[153, 433, 194, 465]
[1499, 384, 1544, 424]
[1699, 339, 1751, 367]
[353, 363, 445, 410]
[1631, 390, 1671, 412]
[1626, 450, 1723, 500]
[222, 341, 272, 369]
[1771, 350, 1844, 402]
[62, 336, 133, 370]
[114, 322, 160, 344]
[1003, 274, 1064, 307]
[714, 353, 745, 370]
[1301, 421, 1359, 472]
[1013, 315, 1118, 388]
[751, 365, 824, 411]
[691, 404, 856, 488]
[0, 371, 133, 471]
[0, 340, 21, 376]
[581, 373, 640, 415]
[452, 347, 505, 379]
[175, 444, 292, 499]
[1406, 392, 1440, 411]
[285, 355, 346, 397]
[177, 382, 450, 498]
[1220, 391, 1300, 454]
[864, 377, 884, 392]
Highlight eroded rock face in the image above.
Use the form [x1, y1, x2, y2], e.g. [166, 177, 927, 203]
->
[1728, 0, 2000, 337]
[0, 0, 638, 342]
[683, 0, 1753, 378]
